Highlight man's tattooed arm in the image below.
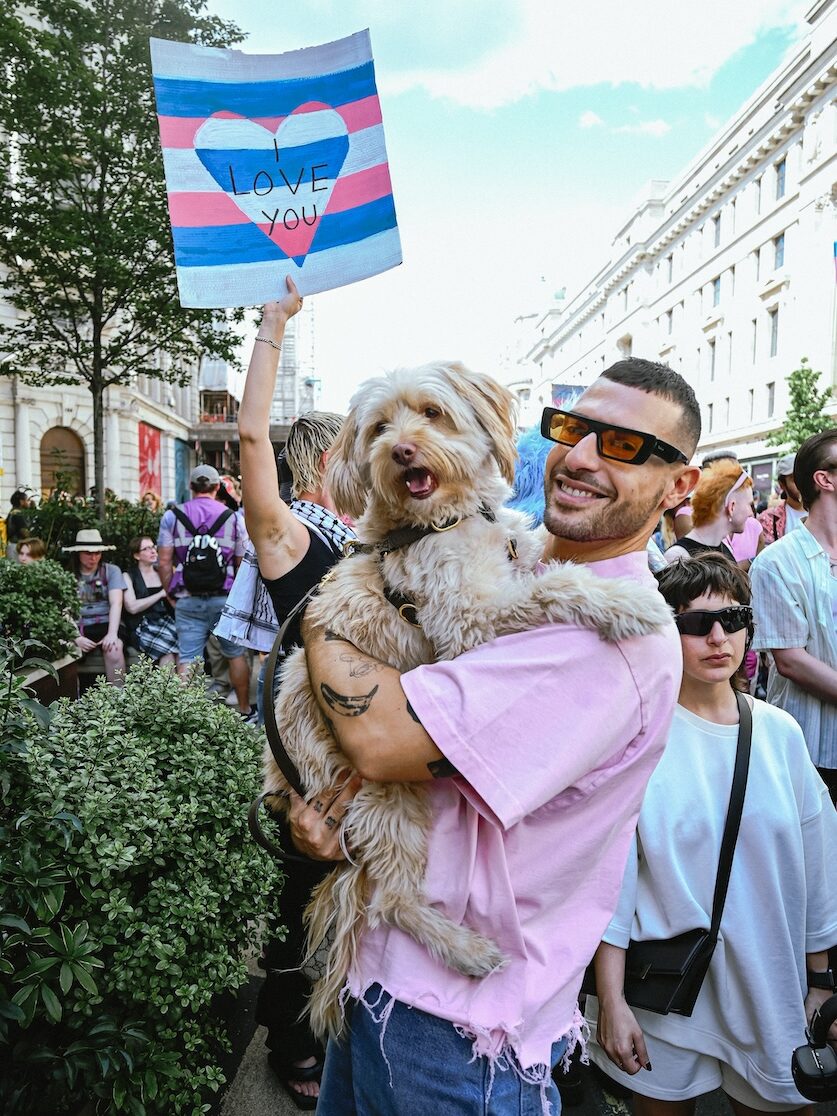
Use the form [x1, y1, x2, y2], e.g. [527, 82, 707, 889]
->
[427, 757, 460, 779]
[320, 681, 379, 717]
[339, 652, 386, 678]
[408, 701, 459, 778]
[306, 627, 446, 781]
[324, 629, 350, 643]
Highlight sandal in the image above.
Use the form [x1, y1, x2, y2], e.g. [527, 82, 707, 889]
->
[268, 1051, 324, 1111]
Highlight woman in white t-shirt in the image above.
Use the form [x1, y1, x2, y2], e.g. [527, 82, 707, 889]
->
[586, 553, 837, 1116]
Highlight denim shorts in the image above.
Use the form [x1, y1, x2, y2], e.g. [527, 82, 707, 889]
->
[175, 595, 247, 663]
[318, 984, 566, 1116]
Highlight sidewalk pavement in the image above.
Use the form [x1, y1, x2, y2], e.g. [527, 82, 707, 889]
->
[221, 1023, 300, 1116]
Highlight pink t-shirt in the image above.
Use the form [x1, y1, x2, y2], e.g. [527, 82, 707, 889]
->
[725, 516, 763, 562]
[347, 552, 682, 1072]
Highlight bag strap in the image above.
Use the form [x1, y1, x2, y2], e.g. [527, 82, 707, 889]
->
[171, 505, 197, 537]
[129, 565, 145, 596]
[262, 578, 326, 798]
[205, 507, 234, 539]
[810, 994, 837, 1046]
[707, 690, 752, 942]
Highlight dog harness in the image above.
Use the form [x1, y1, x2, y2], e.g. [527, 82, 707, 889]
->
[343, 505, 519, 628]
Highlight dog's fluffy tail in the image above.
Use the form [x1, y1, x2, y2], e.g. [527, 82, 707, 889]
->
[305, 866, 368, 1041]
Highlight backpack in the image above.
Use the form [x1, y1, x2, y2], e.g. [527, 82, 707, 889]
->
[171, 506, 234, 594]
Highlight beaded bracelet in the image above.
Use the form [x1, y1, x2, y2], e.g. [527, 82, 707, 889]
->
[255, 336, 282, 352]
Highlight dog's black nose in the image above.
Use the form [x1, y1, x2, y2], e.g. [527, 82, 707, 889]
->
[392, 443, 416, 466]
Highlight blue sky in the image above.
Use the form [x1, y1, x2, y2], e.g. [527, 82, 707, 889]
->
[205, 0, 809, 408]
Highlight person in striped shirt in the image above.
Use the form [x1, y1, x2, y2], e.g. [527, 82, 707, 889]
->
[751, 429, 837, 803]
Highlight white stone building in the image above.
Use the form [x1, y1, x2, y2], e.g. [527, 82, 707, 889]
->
[519, 0, 837, 497]
[0, 306, 317, 507]
[0, 347, 202, 507]
[271, 303, 319, 424]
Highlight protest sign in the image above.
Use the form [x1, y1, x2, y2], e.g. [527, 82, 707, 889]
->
[150, 30, 401, 308]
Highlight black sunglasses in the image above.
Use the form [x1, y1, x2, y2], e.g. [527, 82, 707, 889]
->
[541, 407, 689, 466]
[674, 606, 753, 637]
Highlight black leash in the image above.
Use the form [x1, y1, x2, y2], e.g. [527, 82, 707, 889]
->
[247, 576, 327, 861]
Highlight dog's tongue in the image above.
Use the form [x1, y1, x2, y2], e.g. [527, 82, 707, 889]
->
[405, 468, 435, 497]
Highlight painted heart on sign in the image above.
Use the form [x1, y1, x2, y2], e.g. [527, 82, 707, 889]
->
[194, 103, 350, 265]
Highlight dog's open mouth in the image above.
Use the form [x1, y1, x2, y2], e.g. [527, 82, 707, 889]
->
[403, 467, 438, 500]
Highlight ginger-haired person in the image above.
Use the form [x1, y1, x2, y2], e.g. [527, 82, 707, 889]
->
[665, 461, 752, 565]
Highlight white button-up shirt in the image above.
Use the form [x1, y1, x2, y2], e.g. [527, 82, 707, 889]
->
[751, 524, 837, 769]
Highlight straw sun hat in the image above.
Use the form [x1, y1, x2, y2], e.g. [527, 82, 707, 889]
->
[61, 528, 116, 553]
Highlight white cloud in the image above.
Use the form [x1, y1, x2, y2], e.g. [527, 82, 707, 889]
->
[379, 0, 807, 109]
[614, 118, 672, 137]
[579, 109, 604, 128]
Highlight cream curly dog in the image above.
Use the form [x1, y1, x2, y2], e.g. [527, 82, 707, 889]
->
[265, 361, 671, 1039]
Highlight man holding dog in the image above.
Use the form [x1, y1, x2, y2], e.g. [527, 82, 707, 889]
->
[282, 342, 701, 1114]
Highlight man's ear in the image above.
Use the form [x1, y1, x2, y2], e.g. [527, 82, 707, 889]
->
[813, 468, 837, 496]
[662, 464, 701, 512]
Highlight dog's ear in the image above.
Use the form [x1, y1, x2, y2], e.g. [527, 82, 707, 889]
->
[445, 362, 518, 485]
[325, 409, 367, 520]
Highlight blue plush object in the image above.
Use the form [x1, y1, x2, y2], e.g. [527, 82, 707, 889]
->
[507, 426, 552, 526]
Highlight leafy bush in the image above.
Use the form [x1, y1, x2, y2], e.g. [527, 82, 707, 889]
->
[0, 648, 282, 1114]
[0, 559, 80, 661]
[29, 492, 163, 570]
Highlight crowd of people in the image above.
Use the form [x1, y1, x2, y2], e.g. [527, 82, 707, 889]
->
[197, 278, 832, 1116]
[3, 468, 253, 704]
[2, 279, 836, 1116]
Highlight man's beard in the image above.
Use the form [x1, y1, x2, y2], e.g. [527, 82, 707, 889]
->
[543, 471, 667, 543]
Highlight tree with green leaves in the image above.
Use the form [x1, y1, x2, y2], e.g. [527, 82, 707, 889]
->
[0, 0, 244, 517]
[767, 357, 834, 452]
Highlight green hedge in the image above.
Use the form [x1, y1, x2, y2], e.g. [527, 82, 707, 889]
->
[0, 646, 282, 1114]
[28, 493, 163, 570]
[0, 560, 80, 661]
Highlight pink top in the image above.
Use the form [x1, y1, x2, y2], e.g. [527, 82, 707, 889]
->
[348, 552, 682, 1072]
[725, 516, 763, 562]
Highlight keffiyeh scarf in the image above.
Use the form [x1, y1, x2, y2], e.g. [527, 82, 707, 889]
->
[215, 500, 355, 652]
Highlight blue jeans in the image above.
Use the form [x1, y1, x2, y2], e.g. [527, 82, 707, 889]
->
[318, 985, 566, 1116]
[175, 595, 247, 663]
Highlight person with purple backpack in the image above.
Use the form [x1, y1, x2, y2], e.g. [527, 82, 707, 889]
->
[156, 464, 251, 714]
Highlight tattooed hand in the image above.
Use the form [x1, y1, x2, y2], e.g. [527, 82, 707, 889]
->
[288, 769, 363, 861]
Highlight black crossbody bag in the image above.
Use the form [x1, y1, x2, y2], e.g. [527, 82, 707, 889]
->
[583, 691, 752, 1016]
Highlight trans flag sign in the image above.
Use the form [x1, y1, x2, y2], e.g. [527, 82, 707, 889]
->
[150, 31, 401, 309]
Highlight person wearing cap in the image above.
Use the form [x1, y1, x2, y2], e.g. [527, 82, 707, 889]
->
[156, 464, 251, 712]
[63, 528, 126, 685]
[758, 453, 807, 544]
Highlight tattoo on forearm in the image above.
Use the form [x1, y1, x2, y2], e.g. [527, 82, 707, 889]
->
[321, 682, 378, 717]
[427, 757, 460, 779]
[339, 652, 385, 678]
[406, 700, 421, 724]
